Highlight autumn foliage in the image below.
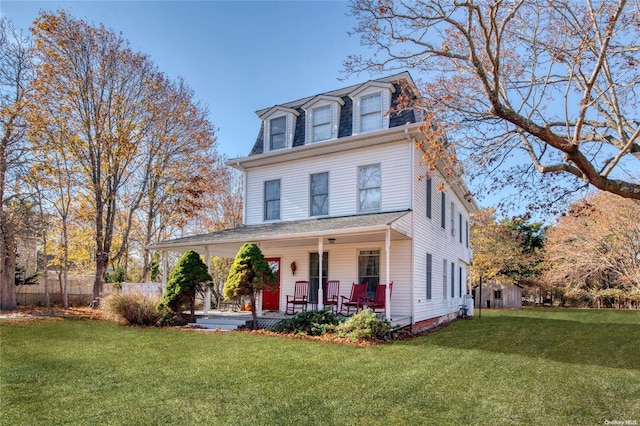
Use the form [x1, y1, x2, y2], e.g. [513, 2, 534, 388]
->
[542, 192, 640, 307]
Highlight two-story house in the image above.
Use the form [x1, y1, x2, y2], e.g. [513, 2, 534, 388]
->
[149, 72, 479, 331]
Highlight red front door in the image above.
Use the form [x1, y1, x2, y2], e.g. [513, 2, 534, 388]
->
[262, 258, 280, 311]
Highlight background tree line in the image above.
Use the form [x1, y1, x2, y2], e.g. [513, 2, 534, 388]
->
[1, 12, 241, 310]
[471, 191, 640, 308]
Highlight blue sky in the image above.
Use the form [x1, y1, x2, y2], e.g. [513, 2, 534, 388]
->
[1, 0, 364, 158]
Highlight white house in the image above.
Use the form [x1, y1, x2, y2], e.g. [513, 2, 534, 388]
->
[148, 72, 479, 332]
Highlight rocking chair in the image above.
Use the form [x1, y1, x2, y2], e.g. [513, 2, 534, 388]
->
[361, 282, 393, 316]
[339, 282, 367, 316]
[285, 280, 309, 315]
[323, 280, 340, 314]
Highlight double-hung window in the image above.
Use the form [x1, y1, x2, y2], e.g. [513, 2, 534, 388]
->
[359, 164, 381, 212]
[264, 179, 281, 221]
[312, 106, 331, 142]
[310, 172, 329, 216]
[360, 93, 382, 133]
[359, 249, 380, 299]
[269, 116, 286, 151]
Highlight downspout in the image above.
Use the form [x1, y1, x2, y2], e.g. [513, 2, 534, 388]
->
[405, 125, 415, 327]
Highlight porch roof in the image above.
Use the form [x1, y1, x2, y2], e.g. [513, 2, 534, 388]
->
[147, 210, 412, 257]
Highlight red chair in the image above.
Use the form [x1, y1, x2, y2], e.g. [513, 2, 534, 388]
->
[339, 282, 367, 316]
[362, 282, 393, 316]
[285, 281, 309, 315]
[323, 280, 340, 314]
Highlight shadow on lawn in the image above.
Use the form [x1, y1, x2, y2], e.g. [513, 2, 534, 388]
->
[422, 315, 640, 370]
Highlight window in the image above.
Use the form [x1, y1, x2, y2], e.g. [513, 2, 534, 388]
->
[441, 192, 446, 229]
[451, 202, 455, 236]
[443, 259, 447, 299]
[459, 213, 463, 243]
[359, 249, 380, 299]
[360, 93, 382, 132]
[269, 116, 286, 151]
[459, 266, 463, 297]
[264, 179, 281, 221]
[451, 261, 455, 298]
[359, 164, 381, 211]
[426, 253, 432, 300]
[312, 106, 331, 142]
[494, 289, 502, 300]
[310, 172, 329, 216]
[309, 252, 328, 305]
[426, 178, 432, 219]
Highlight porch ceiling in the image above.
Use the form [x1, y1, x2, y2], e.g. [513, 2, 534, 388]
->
[146, 210, 412, 258]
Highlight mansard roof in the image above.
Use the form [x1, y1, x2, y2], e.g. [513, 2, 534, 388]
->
[249, 71, 420, 156]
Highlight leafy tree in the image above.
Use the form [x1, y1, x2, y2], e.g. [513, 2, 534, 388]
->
[158, 250, 211, 322]
[0, 17, 34, 310]
[346, 0, 640, 211]
[543, 192, 640, 307]
[470, 208, 545, 289]
[225, 243, 276, 329]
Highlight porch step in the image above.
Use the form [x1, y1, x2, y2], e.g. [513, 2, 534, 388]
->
[194, 316, 251, 331]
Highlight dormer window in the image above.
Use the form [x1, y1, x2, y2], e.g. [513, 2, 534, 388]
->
[360, 93, 382, 132]
[302, 95, 344, 144]
[312, 106, 331, 142]
[349, 81, 395, 135]
[258, 106, 299, 153]
[269, 116, 286, 150]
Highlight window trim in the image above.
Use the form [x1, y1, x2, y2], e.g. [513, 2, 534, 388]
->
[309, 172, 329, 217]
[269, 116, 287, 151]
[301, 95, 343, 145]
[311, 105, 332, 143]
[358, 163, 381, 212]
[263, 179, 281, 221]
[348, 81, 395, 135]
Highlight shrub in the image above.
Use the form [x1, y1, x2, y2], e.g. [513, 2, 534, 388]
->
[272, 310, 342, 336]
[336, 309, 391, 342]
[102, 292, 162, 326]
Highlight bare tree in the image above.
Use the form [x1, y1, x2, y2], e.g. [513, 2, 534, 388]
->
[29, 12, 156, 305]
[0, 18, 34, 310]
[346, 0, 639, 211]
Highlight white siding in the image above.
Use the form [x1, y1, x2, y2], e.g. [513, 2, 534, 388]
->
[245, 141, 411, 225]
[411, 154, 473, 323]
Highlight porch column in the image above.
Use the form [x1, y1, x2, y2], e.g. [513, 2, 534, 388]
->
[385, 227, 391, 320]
[317, 237, 324, 310]
[204, 246, 211, 315]
[161, 250, 168, 295]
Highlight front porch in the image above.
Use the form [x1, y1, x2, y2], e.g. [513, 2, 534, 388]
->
[148, 210, 414, 322]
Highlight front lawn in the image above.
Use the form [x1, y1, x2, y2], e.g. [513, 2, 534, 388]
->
[1, 308, 638, 425]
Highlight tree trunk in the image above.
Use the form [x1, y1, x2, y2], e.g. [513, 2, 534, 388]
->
[0, 213, 17, 311]
[250, 292, 257, 330]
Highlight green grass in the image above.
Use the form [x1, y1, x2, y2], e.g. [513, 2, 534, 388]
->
[1, 308, 638, 425]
